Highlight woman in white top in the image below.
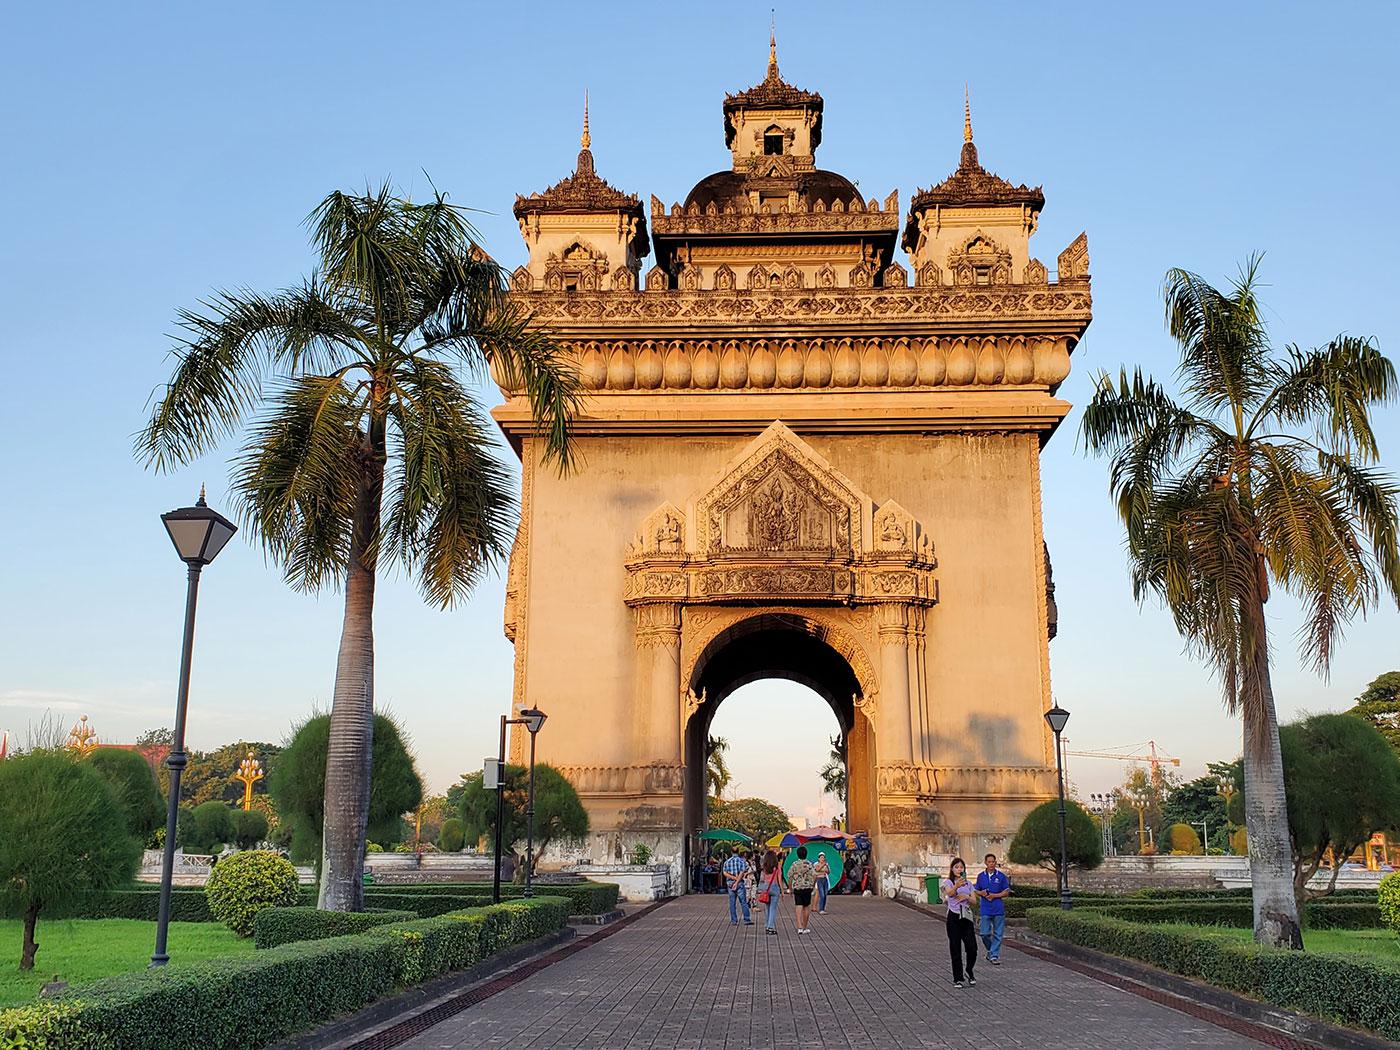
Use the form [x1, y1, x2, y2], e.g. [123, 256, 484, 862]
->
[940, 857, 978, 987]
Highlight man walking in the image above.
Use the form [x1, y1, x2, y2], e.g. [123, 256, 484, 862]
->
[722, 845, 753, 926]
[974, 853, 1010, 963]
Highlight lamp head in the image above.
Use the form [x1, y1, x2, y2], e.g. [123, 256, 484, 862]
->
[519, 707, 547, 734]
[161, 490, 237, 566]
[1043, 704, 1070, 735]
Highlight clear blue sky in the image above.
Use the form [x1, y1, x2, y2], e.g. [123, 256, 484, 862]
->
[3, 3, 1397, 818]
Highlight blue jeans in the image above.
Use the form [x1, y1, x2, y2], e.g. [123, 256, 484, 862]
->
[815, 876, 829, 911]
[728, 883, 751, 924]
[765, 890, 780, 930]
[979, 912, 1005, 958]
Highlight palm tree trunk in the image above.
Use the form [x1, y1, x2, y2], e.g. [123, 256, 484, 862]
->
[1242, 608, 1304, 949]
[20, 901, 38, 970]
[318, 434, 384, 911]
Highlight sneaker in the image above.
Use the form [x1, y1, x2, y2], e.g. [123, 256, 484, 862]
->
[967, 975, 977, 986]
[953, 980, 964, 989]
[990, 956, 1000, 965]
[766, 928, 777, 935]
[743, 921, 754, 926]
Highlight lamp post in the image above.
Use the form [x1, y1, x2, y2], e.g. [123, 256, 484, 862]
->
[1044, 704, 1072, 911]
[152, 488, 236, 967]
[491, 706, 547, 903]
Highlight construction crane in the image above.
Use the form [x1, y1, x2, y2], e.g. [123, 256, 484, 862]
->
[1064, 740, 1182, 851]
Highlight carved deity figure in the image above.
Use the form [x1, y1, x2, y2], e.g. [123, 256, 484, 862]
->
[878, 513, 907, 548]
[656, 513, 683, 552]
[753, 477, 803, 547]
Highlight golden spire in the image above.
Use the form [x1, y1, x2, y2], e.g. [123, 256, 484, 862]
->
[197, 483, 207, 507]
[768, 13, 778, 79]
[964, 84, 973, 143]
[581, 90, 590, 151]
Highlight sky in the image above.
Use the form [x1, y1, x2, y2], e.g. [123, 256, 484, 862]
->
[2, 3, 1398, 821]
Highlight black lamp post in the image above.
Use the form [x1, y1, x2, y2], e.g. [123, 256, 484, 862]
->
[519, 707, 547, 898]
[492, 706, 548, 903]
[1044, 703, 1072, 911]
[151, 488, 236, 967]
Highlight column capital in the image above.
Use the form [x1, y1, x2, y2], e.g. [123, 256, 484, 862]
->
[635, 602, 682, 647]
[876, 602, 911, 638]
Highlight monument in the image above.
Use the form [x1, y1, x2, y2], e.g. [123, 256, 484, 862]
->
[495, 41, 1092, 882]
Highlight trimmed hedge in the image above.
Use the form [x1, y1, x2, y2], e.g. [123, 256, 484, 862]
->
[364, 881, 620, 915]
[253, 907, 417, 949]
[1074, 900, 1382, 930]
[0, 897, 571, 1049]
[1004, 895, 1122, 919]
[1027, 907, 1400, 1040]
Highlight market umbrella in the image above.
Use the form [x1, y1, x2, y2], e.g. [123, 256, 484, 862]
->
[794, 826, 846, 841]
[698, 828, 752, 843]
[766, 831, 802, 848]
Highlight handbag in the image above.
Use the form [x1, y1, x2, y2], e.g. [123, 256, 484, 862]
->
[756, 872, 777, 905]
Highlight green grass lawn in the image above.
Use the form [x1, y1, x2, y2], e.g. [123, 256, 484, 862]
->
[0, 919, 253, 1008]
[1161, 923, 1400, 965]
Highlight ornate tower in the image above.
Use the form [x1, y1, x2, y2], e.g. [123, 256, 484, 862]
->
[496, 54, 1092, 886]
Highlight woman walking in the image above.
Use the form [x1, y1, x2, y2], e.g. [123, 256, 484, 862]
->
[813, 851, 831, 914]
[757, 850, 785, 935]
[941, 857, 977, 988]
[787, 846, 817, 934]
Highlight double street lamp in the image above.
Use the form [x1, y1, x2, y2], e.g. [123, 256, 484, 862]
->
[151, 490, 236, 967]
[492, 706, 547, 904]
[1044, 703, 1072, 911]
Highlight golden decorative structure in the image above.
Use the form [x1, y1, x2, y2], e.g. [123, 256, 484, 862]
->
[581, 90, 590, 150]
[233, 750, 264, 811]
[66, 715, 99, 757]
[964, 85, 973, 143]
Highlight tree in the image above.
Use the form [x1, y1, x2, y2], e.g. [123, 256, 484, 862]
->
[137, 184, 579, 911]
[438, 817, 465, 853]
[0, 752, 141, 969]
[1351, 671, 1400, 756]
[818, 735, 847, 804]
[1008, 800, 1104, 881]
[705, 736, 731, 801]
[232, 809, 269, 849]
[1280, 713, 1400, 910]
[458, 764, 588, 877]
[1163, 776, 1228, 846]
[268, 712, 423, 867]
[87, 746, 165, 844]
[179, 740, 283, 807]
[708, 797, 792, 848]
[1080, 259, 1400, 947]
[180, 799, 235, 853]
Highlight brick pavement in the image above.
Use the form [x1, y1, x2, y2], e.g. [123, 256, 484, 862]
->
[386, 895, 1274, 1049]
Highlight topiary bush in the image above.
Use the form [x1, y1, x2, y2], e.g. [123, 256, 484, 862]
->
[204, 849, 301, 936]
[437, 818, 464, 853]
[231, 809, 269, 850]
[1166, 822, 1202, 854]
[1380, 871, 1400, 935]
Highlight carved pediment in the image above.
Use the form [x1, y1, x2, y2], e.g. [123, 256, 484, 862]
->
[695, 422, 861, 557]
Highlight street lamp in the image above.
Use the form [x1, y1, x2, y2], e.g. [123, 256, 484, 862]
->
[152, 488, 236, 967]
[491, 706, 548, 903]
[1044, 704, 1072, 911]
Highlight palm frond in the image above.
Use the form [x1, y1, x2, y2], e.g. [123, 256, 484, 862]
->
[1163, 260, 1271, 419]
[230, 375, 367, 591]
[1258, 336, 1397, 460]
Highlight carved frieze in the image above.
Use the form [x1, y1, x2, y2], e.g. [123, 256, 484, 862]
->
[877, 764, 1058, 799]
[555, 763, 684, 796]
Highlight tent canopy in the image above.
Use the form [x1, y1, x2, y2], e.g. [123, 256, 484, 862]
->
[699, 828, 752, 843]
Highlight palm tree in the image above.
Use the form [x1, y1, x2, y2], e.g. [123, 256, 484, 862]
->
[137, 184, 579, 910]
[818, 734, 846, 803]
[705, 735, 731, 801]
[1081, 258, 1400, 947]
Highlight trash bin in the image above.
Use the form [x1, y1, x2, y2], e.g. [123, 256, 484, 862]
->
[925, 875, 940, 905]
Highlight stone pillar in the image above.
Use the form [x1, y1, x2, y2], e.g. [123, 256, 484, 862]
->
[876, 603, 913, 765]
[635, 603, 682, 763]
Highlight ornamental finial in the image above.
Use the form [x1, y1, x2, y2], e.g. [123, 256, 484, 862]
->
[197, 483, 207, 507]
[581, 90, 590, 151]
[964, 84, 973, 144]
[768, 12, 778, 80]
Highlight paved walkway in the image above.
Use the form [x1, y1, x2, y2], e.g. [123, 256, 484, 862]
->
[380, 896, 1274, 1049]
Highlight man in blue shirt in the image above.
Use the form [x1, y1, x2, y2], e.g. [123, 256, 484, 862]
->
[722, 845, 753, 926]
[974, 852, 1010, 963]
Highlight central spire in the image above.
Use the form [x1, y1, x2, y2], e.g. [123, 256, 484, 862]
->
[581, 90, 591, 150]
[767, 16, 779, 81]
[964, 84, 973, 143]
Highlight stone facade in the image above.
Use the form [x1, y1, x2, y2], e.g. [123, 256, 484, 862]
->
[495, 45, 1091, 882]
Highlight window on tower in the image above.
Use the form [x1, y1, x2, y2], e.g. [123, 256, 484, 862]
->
[763, 128, 784, 156]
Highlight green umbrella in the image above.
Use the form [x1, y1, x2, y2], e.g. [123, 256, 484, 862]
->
[698, 828, 752, 843]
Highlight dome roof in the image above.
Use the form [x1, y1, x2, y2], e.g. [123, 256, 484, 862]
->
[684, 169, 862, 211]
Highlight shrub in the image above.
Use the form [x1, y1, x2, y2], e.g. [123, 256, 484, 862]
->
[1380, 871, 1400, 935]
[361, 880, 620, 915]
[437, 818, 464, 853]
[254, 906, 416, 949]
[366, 842, 384, 853]
[1166, 823, 1202, 854]
[205, 850, 301, 936]
[1008, 800, 1103, 879]
[232, 809, 269, 850]
[1027, 907, 1400, 1039]
[1230, 827, 1248, 855]
[1070, 899, 1382, 929]
[0, 1000, 98, 1050]
[181, 800, 235, 854]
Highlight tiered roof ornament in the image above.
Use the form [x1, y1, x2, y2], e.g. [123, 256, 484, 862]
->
[907, 90, 1045, 212]
[513, 96, 647, 224]
[722, 29, 824, 149]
